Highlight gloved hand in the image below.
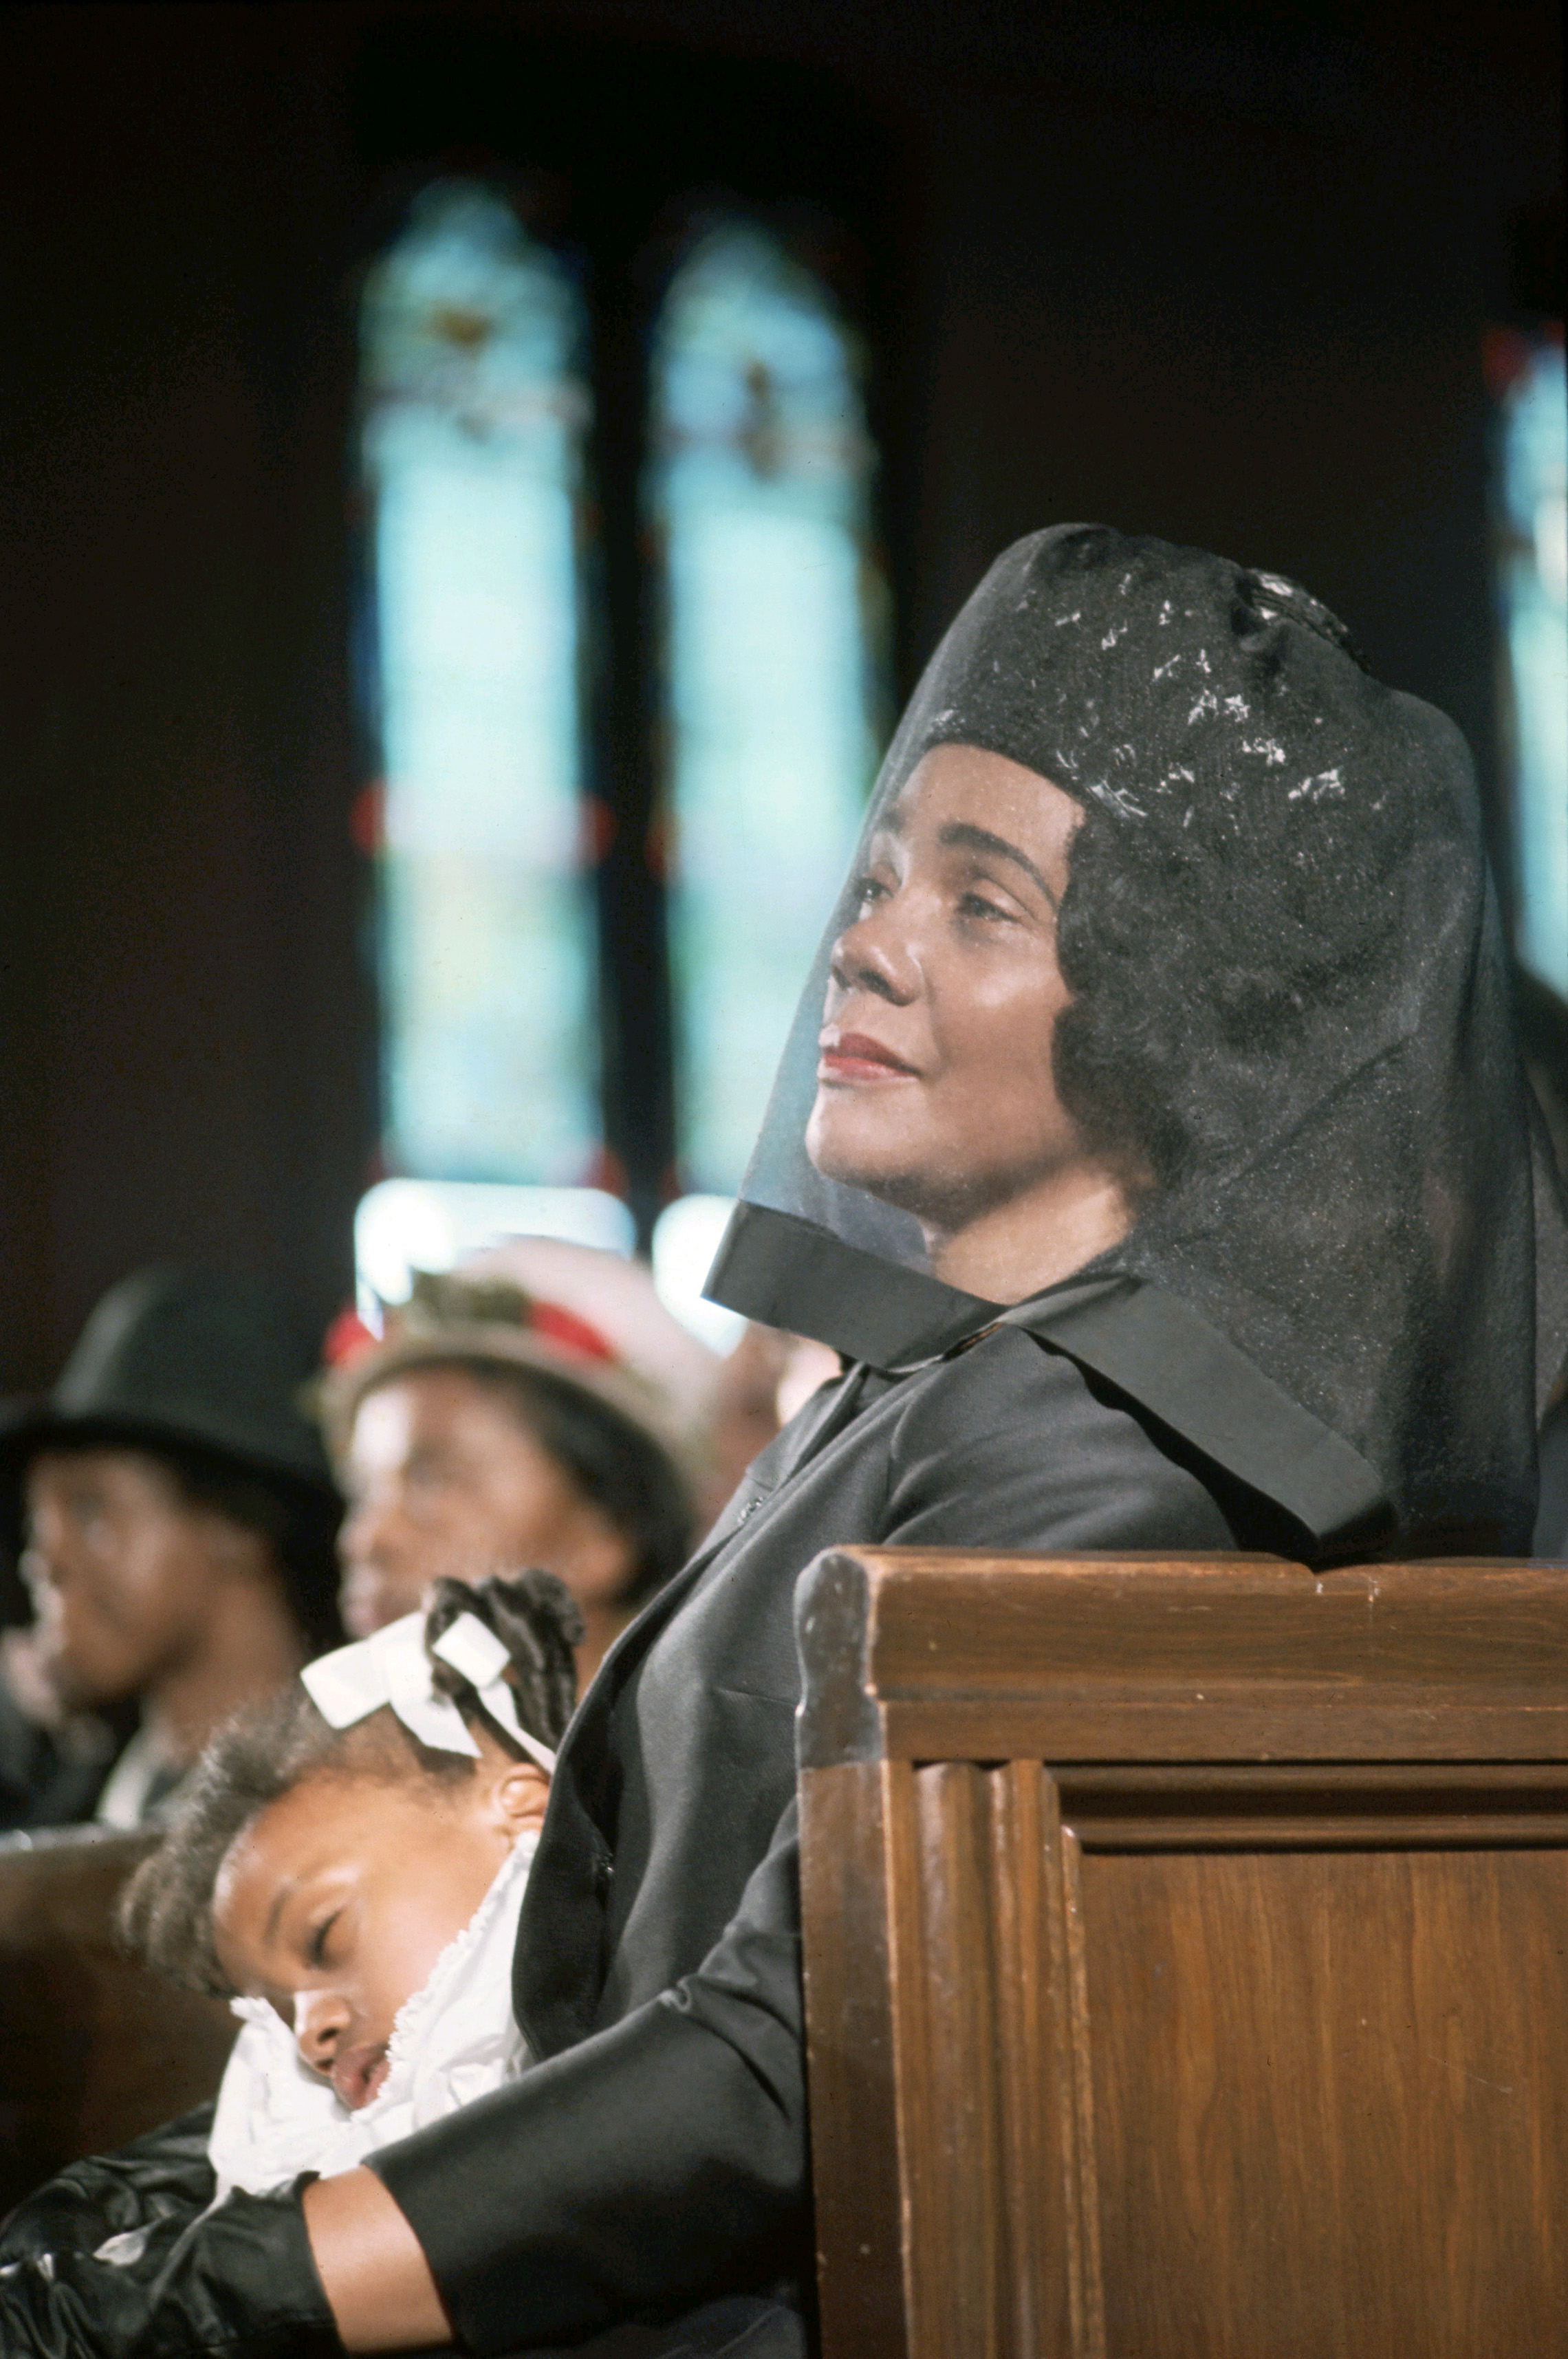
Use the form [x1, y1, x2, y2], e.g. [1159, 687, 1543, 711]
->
[0, 2174, 342, 2359]
[0, 2105, 219, 2268]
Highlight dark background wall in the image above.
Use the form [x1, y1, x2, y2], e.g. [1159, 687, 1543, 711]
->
[1, 0, 1562, 1391]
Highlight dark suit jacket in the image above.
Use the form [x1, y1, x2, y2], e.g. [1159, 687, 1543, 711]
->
[371, 1320, 1261, 2353]
[0, 1682, 119, 1829]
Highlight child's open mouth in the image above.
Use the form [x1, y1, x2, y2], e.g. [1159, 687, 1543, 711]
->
[330, 2042, 391, 2111]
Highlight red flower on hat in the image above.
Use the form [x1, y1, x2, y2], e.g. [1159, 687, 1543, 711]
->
[527, 1301, 618, 1364]
[323, 1307, 380, 1368]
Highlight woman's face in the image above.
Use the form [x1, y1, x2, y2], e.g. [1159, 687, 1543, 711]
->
[21, 1450, 255, 1708]
[337, 1369, 634, 1641]
[807, 743, 1105, 1289]
[212, 1740, 547, 2111]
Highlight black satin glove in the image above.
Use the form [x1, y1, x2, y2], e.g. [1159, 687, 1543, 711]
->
[0, 2105, 219, 2270]
[0, 2174, 342, 2359]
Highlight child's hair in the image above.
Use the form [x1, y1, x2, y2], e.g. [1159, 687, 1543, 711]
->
[118, 1570, 582, 1998]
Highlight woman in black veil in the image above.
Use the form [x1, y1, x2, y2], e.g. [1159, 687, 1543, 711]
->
[721, 526, 1565, 1556]
[3, 528, 1561, 2357]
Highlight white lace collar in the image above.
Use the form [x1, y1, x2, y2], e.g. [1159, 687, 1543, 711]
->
[208, 1829, 536, 2197]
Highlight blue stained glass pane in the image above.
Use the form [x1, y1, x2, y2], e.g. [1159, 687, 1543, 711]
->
[1491, 331, 1567, 999]
[360, 183, 597, 1183]
[653, 226, 888, 1193]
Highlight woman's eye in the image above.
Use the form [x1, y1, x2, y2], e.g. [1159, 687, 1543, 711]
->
[851, 873, 891, 911]
[957, 888, 1014, 922]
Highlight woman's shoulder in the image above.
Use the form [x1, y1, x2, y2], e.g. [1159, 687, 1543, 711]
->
[889, 1319, 1119, 1437]
[880, 1323, 1241, 1555]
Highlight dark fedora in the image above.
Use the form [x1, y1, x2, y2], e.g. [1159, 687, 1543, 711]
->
[0, 1267, 340, 1562]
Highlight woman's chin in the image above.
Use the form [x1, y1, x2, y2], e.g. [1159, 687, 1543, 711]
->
[807, 1105, 905, 1197]
[805, 1109, 934, 1219]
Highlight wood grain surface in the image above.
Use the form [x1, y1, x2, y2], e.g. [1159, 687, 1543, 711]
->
[796, 1549, 1568, 2358]
[1083, 1845, 1568, 2356]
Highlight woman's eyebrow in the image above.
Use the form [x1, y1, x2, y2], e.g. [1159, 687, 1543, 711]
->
[937, 820, 1058, 908]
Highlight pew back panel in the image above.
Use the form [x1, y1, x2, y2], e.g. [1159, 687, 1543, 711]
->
[796, 1550, 1568, 2359]
[0, 1828, 237, 2214]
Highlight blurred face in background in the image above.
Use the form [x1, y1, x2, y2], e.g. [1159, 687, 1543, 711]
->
[23, 1449, 263, 1709]
[336, 1367, 636, 1643]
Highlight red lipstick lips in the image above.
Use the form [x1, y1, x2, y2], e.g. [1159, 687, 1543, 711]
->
[818, 1031, 918, 1082]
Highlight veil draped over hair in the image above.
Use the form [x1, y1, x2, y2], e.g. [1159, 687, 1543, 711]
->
[708, 525, 1567, 1556]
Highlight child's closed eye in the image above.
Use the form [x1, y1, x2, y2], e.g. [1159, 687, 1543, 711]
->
[308, 1912, 339, 1968]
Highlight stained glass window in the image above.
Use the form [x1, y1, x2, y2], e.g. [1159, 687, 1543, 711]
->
[1488, 327, 1567, 999]
[651, 224, 887, 1193]
[360, 182, 598, 1184]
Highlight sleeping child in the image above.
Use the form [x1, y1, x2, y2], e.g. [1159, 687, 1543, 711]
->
[0, 1568, 580, 2353]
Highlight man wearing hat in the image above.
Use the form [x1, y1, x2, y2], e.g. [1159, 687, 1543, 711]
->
[0, 1268, 343, 1829]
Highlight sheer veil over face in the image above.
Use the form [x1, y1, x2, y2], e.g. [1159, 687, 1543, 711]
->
[807, 744, 1140, 1303]
[708, 525, 1567, 1552]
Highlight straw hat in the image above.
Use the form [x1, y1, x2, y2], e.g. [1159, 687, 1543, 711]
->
[318, 1243, 721, 1489]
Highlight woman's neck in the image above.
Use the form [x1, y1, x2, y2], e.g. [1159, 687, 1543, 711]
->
[142, 1561, 305, 1765]
[924, 1160, 1135, 1303]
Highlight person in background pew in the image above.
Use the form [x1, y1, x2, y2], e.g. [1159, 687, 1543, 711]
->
[322, 1244, 712, 1688]
[0, 1269, 343, 1832]
[1, 527, 1561, 2358]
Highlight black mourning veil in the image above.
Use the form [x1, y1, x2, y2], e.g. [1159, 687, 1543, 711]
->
[708, 525, 1567, 1556]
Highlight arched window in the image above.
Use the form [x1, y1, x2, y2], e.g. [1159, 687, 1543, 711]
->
[1488, 325, 1567, 998]
[352, 193, 891, 1325]
[359, 182, 598, 1188]
[651, 224, 887, 1195]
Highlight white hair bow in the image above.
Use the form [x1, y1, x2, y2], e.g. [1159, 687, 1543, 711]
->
[301, 1611, 556, 1774]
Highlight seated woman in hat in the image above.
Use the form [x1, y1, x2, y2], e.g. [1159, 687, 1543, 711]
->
[0, 1268, 342, 1831]
[321, 1243, 713, 1688]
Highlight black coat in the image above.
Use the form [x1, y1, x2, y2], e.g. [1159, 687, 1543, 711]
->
[371, 1325, 1243, 2352]
[0, 1314, 1348, 2357]
[0, 1680, 116, 1829]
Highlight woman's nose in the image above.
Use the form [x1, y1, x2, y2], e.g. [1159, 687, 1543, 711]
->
[19, 1541, 61, 1602]
[19, 1505, 73, 1592]
[339, 1490, 400, 1572]
[828, 906, 919, 1003]
[292, 1988, 352, 2071]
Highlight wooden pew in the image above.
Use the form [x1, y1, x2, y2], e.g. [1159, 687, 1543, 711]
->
[795, 1550, 1568, 2358]
[0, 1827, 237, 2215]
